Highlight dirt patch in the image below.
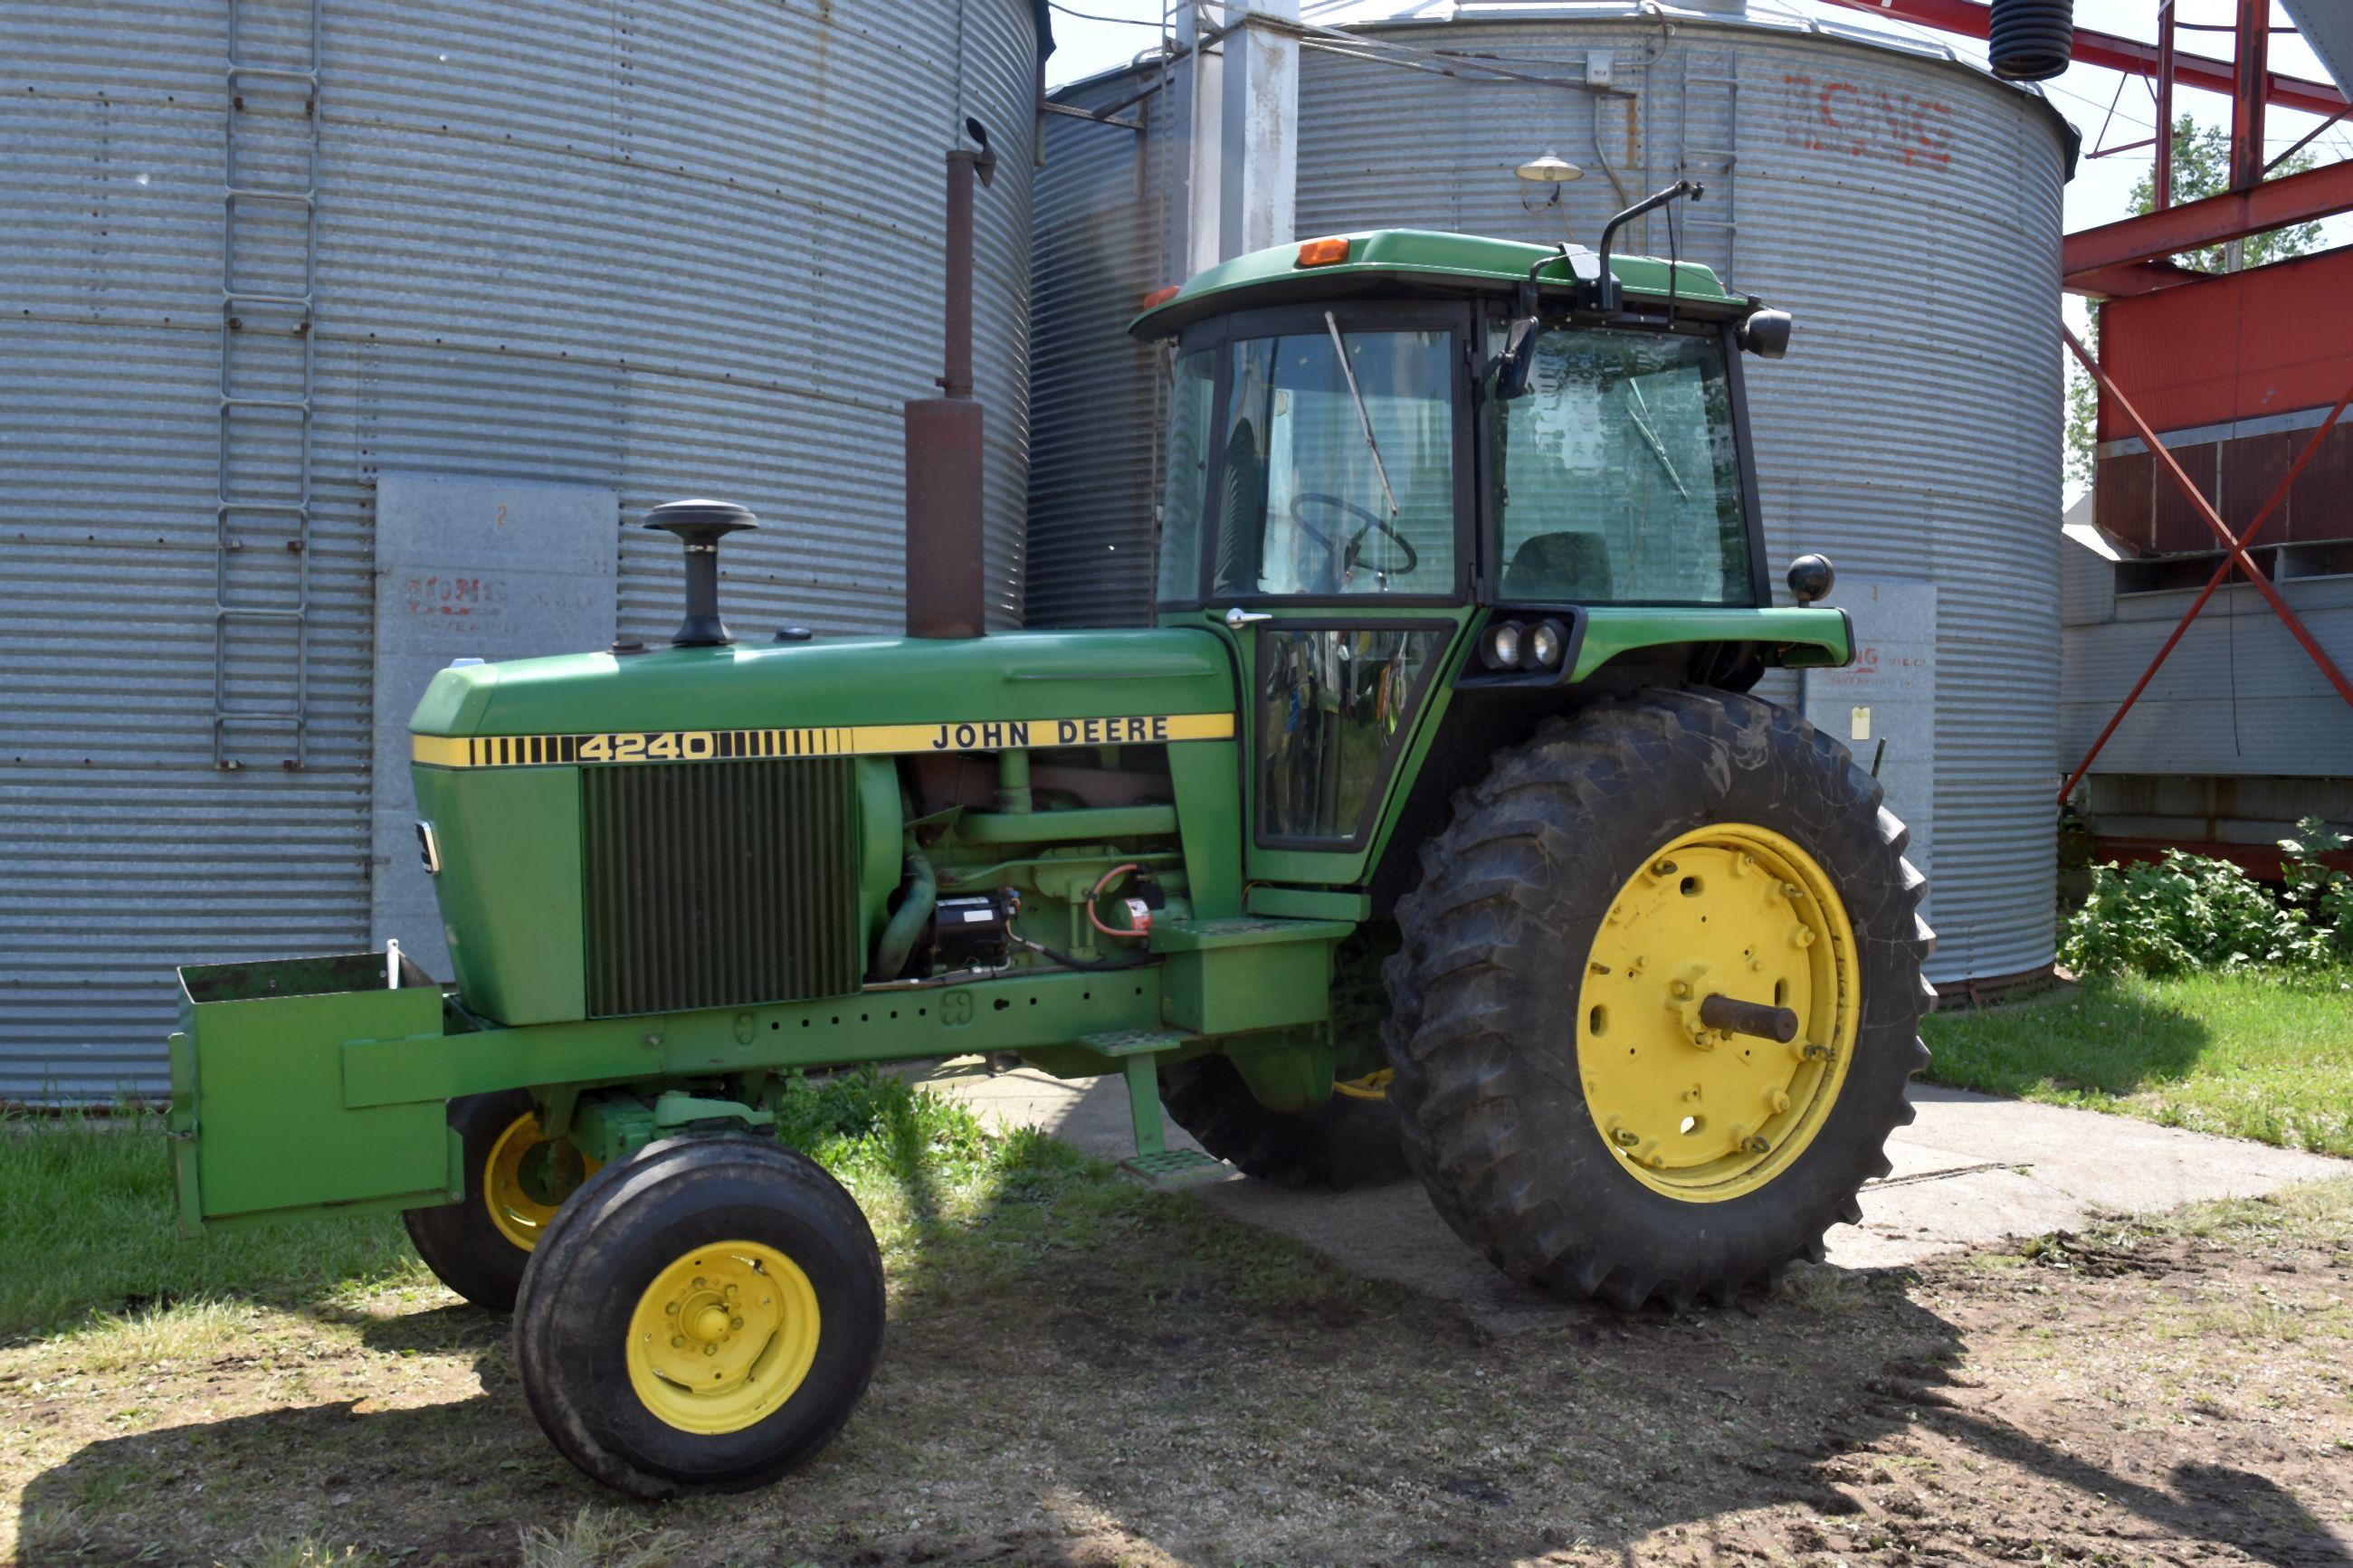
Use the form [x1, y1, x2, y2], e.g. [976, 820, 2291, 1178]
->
[6, 1186, 2352, 1566]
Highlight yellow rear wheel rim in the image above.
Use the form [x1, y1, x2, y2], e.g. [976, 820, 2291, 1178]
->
[625, 1240, 822, 1435]
[482, 1112, 599, 1252]
[1578, 823, 1858, 1203]
[1330, 1069, 1394, 1101]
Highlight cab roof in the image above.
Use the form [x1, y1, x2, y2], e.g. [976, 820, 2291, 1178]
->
[1129, 228, 1755, 337]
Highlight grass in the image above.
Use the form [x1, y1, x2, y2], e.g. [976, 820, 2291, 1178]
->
[0, 1070, 1329, 1346]
[0, 1107, 424, 1340]
[1921, 966, 2353, 1157]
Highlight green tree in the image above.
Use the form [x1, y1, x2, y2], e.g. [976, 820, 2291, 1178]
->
[2126, 114, 2323, 271]
[2068, 117, 2323, 489]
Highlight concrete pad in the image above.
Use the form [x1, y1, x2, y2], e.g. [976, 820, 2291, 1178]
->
[923, 1062, 2346, 1329]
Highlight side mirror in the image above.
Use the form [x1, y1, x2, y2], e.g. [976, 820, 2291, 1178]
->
[1739, 309, 1793, 359]
[1786, 553, 1835, 605]
[1495, 316, 1542, 400]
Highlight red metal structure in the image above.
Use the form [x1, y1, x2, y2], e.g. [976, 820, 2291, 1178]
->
[1827, 0, 2353, 822]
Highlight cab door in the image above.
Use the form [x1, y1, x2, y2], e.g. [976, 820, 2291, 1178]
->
[1187, 301, 1481, 890]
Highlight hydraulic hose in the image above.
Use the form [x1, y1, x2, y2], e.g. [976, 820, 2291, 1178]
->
[872, 836, 937, 980]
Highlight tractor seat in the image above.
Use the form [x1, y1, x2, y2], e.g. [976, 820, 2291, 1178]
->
[1503, 531, 1614, 601]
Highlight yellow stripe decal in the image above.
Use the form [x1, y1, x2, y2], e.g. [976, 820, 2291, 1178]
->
[411, 712, 1236, 768]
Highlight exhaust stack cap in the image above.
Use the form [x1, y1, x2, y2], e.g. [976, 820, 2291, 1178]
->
[645, 499, 757, 648]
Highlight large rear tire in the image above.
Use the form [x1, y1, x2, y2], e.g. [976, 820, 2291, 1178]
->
[1382, 688, 1932, 1309]
[512, 1134, 884, 1498]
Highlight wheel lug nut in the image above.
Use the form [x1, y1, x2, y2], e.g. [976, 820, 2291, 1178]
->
[1768, 1089, 1791, 1114]
[730, 1316, 745, 1330]
[665, 1302, 680, 1315]
[1653, 859, 1678, 877]
[1670, 980, 1691, 1000]
[692, 1277, 707, 1289]
[671, 1335, 685, 1348]
[703, 1343, 718, 1357]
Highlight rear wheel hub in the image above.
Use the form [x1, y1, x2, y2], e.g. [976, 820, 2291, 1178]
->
[1577, 823, 1857, 1202]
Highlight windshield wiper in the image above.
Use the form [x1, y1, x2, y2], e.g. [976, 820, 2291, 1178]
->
[1323, 311, 1400, 519]
[1624, 380, 1691, 500]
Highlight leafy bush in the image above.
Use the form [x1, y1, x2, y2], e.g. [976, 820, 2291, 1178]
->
[2062, 818, 2351, 977]
[2281, 819, 2353, 959]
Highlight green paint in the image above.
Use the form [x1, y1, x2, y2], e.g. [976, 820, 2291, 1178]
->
[1132, 228, 1752, 338]
[1154, 917, 1351, 1036]
[1227, 1029, 1338, 1114]
[1573, 605, 1853, 681]
[172, 955, 454, 1231]
[410, 629, 1233, 739]
[413, 765, 585, 1025]
[1245, 886, 1372, 922]
[956, 804, 1179, 843]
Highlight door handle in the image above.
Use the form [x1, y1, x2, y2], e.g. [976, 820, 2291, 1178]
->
[1224, 608, 1273, 629]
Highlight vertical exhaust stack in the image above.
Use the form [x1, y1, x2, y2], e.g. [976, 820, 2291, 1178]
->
[904, 120, 996, 640]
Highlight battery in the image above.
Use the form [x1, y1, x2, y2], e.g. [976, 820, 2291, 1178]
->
[929, 889, 1020, 970]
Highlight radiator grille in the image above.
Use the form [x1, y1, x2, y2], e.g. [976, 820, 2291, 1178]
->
[581, 760, 862, 1018]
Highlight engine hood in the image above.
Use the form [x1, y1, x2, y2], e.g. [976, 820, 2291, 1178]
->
[409, 629, 1240, 756]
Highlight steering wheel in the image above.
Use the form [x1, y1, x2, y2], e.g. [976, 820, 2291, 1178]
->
[1289, 492, 1420, 582]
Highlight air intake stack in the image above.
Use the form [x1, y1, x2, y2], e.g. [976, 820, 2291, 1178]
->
[645, 499, 757, 648]
[904, 120, 997, 640]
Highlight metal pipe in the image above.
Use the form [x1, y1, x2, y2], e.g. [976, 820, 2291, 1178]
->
[954, 804, 1179, 844]
[2154, 0, 2175, 210]
[1596, 181, 1700, 313]
[872, 838, 938, 980]
[996, 749, 1033, 814]
[943, 149, 976, 400]
[904, 136, 991, 640]
[2228, 0, 2268, 196]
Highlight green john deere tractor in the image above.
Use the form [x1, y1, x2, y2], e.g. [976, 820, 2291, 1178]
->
[165, 192, 1930, 1497]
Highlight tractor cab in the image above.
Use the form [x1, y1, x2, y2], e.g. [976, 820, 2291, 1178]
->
[1129, 226, 1836, 890]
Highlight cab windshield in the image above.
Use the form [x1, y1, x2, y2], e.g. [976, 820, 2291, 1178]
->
[1156, 324, 1456, 603]
[1490, 326, 1754, 605]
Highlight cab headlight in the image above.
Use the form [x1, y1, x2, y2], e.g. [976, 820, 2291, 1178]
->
[1481, 620, 1525, 670]
[1529, 618, 1569, 670]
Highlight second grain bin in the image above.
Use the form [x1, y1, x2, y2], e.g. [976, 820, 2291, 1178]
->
[1027, 0, 2071, 991]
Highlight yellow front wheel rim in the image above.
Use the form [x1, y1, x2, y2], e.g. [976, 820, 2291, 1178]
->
[1578, 823, 1858, 1203]
[482, 1112, 599, 1252]
[625, 1240, 822, 1435]
[1330, 1069, 1394, 1101]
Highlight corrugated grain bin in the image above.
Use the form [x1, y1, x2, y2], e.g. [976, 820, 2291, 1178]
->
[1027, 0, 2070, 989]
[0, 0, 1046, 1098]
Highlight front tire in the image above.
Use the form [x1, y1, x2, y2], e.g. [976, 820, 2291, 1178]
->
[1382, 688, 1932, 1309]
[512, 1134, 884, 1498]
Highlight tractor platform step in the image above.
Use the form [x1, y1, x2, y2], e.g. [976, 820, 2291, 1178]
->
[1077, 1029, 1192, 1059]
[1120, 1147, 1229, 1186]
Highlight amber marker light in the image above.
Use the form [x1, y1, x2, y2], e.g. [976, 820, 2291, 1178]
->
[1295, 236, 1350, 267]
[1140, 284, 1181, 309]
